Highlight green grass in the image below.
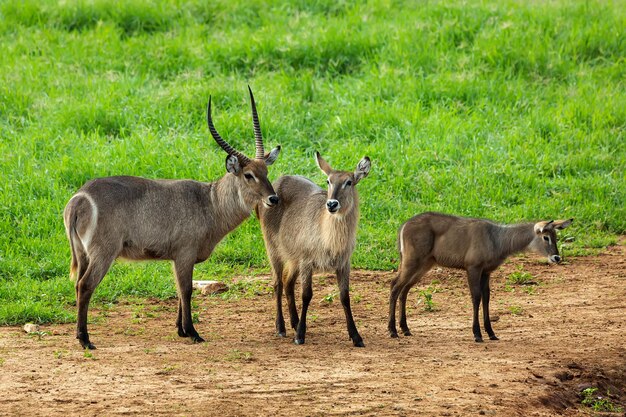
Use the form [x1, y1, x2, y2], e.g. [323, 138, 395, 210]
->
[506, 267, 535, 286]
[580, 387, 624, 412]
[1, 0, 624, 324]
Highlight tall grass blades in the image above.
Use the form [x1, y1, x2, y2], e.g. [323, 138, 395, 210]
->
[0, 0, 624, 324]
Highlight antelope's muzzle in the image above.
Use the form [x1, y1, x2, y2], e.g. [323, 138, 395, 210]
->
[266, 195, 279, 207]
[548, 254, 562, 264]
[326, 199, 340, 213]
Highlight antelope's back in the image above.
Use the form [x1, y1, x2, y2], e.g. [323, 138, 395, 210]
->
[69, 176, 212, 256]
[400, 212, 496, 269]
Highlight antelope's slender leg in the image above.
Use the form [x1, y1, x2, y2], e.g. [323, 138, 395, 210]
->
[284, 267, 300, 332]
[173, 257, 204, 343]
[336, 265, 364, 347]
[76, 248, 117, 350]
[388, 274, 402, 338]
[481, 272, 498, 340]
[467, 267, 484, 342]
[294, 266, 313, 345]
[272, 261, 286, 337]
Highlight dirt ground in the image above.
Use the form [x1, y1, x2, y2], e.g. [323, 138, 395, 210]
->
[1, 242, 624, 417]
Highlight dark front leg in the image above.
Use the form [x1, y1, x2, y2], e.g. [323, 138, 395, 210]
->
[294, 269, 312, 345]
[173, 259, 204, 343]
[337, 266, 364, 347]
[481, 272, 498, 340]
[285, 268, 300, 332]
[467, 267, 484, 342]
[272, 264, 286, 337]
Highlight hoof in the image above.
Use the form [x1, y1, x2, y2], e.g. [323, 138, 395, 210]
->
[489, 335, 499, 341]
[191, 335, 205, 343]
[474, 337, 484, 343]
[277, 331, 287, 337]
[389, 332, 399, 338]
[77, 333, 96, 350]
[293, 338, 305, 345]
[353, 340, 365, 348]
[80, 340, 96, 350]
[402, 330, 412, 337]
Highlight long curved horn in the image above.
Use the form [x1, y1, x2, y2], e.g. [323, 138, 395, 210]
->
[207, 96, 251, 165]
[248, 86, 265, 159]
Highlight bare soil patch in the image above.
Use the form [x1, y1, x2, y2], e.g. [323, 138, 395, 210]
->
[1, 243, 624, 416]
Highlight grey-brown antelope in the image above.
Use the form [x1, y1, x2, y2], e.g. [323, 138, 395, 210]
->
[388, 212, 573, 342]
[63, 87, 281, 349]
[257, 152, 371, 347]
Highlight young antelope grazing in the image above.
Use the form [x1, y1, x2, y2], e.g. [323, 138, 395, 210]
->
[63, 88, 281, 349]
[257, 152, 371, 347]
[388, 212, 573, 342]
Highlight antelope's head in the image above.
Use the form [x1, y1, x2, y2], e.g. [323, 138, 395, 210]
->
[207, 86, 281, 208]
[316, 152, 371, 215]
[532, 219, 573, 263]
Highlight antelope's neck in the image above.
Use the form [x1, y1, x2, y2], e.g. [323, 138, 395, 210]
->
[495, 223, 536, 257]
[208, 175, 252, 237]
[320, 204, 359, 256]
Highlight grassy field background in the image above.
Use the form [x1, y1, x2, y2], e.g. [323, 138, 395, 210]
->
[0, 0, 624, 324]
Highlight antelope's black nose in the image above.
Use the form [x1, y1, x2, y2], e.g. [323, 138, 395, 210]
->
[268, 195, 279, 206]
[326, 200, 339, 212]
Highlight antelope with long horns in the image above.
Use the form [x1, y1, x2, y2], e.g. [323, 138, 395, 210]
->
[257, 152, 371, 347]
[388, 212, 573, 342]
[63, 87, 281, 349]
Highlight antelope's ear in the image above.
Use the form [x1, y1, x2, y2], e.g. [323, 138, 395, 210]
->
[225, 154, 242, 175]
[264, 145, 281, 166]
[315, 151, 333, 175]
[534, 220, 554, 234]
[554, 218, 573, 230]
[354, 156, 371, 184]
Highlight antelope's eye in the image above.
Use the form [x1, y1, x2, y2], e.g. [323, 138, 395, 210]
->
[346, 180, 353, 187]
[244, 173, 254, 181]
[543, 236, 550, 242]
[327, 179, 330, 185]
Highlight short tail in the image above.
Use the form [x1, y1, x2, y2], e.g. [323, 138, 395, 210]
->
[396, 222, 406, 264]
[68, 213, 80, 281]
[64, 197, 84, 282]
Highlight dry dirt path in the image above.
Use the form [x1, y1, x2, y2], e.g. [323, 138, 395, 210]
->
[1, 243, 624, 416]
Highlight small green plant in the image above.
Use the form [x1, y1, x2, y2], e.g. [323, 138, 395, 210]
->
[508, 305, 523, 315]
[131, 304, 156, 322]
[156, 364, 177, 375]
[192, 311, 200, 324]
[83, 349, 96, 360]
[506, 267, 535, 285]
[322, 291, 337, 303]
[0, 358, 5, 366]
[580, 387, 623, 412]
[221, 280, 272, 300]
[418, 285, 438, 312]
[224, 349, 253, 362]
[27, 330, 51, 341]
[53, 350, 67, 359]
